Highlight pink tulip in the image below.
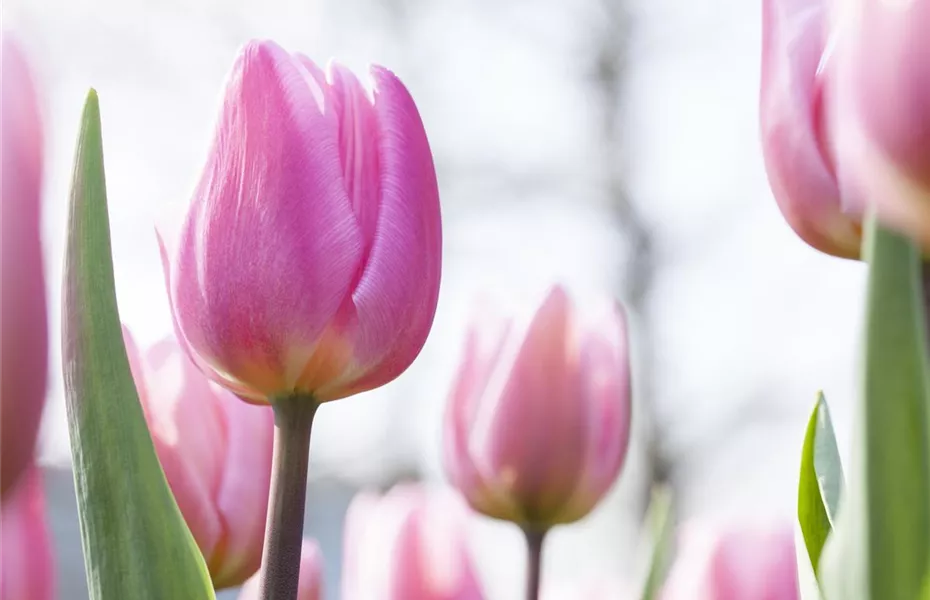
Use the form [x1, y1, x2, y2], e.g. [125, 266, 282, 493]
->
[123, 328, 274, 588]
[162, 39, 441, 404]
[443, 286, 631, 529]
[0, 467, 55, 600]
[341, 484, 486, 600]
[759, 0, 862, 259]
[0, 35, 48, 500]
[661, 524, 799, 600]
[828, 0, 930, 246]
[238, 540, 324, 600]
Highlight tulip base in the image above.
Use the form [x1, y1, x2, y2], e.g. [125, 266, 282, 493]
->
[258, 394, 318, 600]
[523, 528, 547, 600]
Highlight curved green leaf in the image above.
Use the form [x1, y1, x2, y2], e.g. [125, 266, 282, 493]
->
[820, 217, 930, 600]
[798, 392, 842, 573]
[62, 90, 215, 599]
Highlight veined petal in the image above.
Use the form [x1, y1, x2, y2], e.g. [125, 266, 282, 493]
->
[171, 39, 363, 399]
[321, 66, 441, 400]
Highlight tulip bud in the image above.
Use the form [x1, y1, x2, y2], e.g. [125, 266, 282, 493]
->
[0, 35, 48, 499]
[123, 328, 274, 588]
[828, 0, 930, 246]
[238, 540, 324, 600]
[0, 467, 55, 600]
[162, 39, 441, 404]
[341, 484, 486, 600]
[759, 0, 862, 259]
[443, 286, 631, 530]
[661, 524, 799, 600]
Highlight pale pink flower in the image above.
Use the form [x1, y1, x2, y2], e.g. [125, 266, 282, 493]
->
[0, 467, 55, 600]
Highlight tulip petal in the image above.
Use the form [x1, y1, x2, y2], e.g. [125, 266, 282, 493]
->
[322, 66, 441, 400]
[759, 0, 861, 258]
[171, 39, 363, 398]
[0, 467, 55, 600]
[0, 36, 48, 499]
[211, 387, 274, 587]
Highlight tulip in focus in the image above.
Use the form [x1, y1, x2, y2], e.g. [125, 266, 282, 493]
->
[759, 0, 862, 259]
[0, 467, 55, 600]
[341, 484, 486, 600]
[661, 523, 799, 600]
[443, 286, 631, 530]
[123, 328, 274, 588]
[827, 0, 930, 247]
[238, 540, 324, 600]
[0, 35, 48, 500]
[163, 38, 441, 405]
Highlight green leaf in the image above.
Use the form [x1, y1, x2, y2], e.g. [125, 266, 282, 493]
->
[639, 485, 675, 600]
[61, 90, 215, 599]
[798, 392, 843, 573]
[820, 217, 930, 600]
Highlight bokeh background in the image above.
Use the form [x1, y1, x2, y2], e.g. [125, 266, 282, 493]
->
[3, 0, 867, 597]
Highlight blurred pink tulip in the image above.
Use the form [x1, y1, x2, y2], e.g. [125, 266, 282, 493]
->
[661, 523, 799, 600]
[0, 35, 48, 500]
[238, 540, 323, 600]
[0, 467, 55, 600]
[828, 0, 930, 246]
[759, 0, 862, 259]
[443, 286, 631, 529]
[123, 328, 274, 589]
[341, 484, 486, 600]
[162, 39, 441, 404]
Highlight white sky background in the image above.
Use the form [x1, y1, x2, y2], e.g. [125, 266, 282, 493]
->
[5, 0, 868, 596]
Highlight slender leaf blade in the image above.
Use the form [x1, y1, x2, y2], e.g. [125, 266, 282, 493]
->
[798, 392, 842, 573]
[62, 90, 214, 599]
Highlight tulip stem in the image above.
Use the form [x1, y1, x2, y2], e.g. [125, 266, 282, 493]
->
[523, 528, 547, 600]
[259, 395, 318, 600]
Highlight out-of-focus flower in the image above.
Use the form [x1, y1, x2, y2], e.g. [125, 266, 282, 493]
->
[123, 328, 274, 589]
[661, 523, 799, 600]
[162, 39, 441, 405]
[443, 286, 631, 530]
[238, 540, 324, 600]
[341, 484, 485, 600]
[0, 35, 48, 500]
[0, 467, 55, 600]
[827, 0, 930, 247]
[759, 0, 862, 259]
[542, 578, 634, 600]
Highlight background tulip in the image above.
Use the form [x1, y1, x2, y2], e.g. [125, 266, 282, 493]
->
[123, 328, 274, 588]
[443, 286, 631, 530]
[759, 0, 862, 259]
[661, 523, 799, 600]
[0, 467, 56, 600]
[0, 35, 48, 500]
[829, 0, 930, 247]
[238, 540, 324, 600]
[163, 38, 441, 404]
[341, 484, 486, 600]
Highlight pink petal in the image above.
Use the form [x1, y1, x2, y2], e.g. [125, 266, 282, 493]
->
[0, 35, 47, 499]
[323, 65, 441, 400]
[0, 467, 56, 600]
[759, 0, 861, 258]
[211, 386, 274, 587]
[238, 540, 324, 600]
[171, 39, 363, 398]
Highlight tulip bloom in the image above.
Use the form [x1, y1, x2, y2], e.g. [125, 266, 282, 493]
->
[443, 286, 631, 530]
[341, 484, 486, 600]
[661, 524, 799, 600]
[0, 467, 55, 600]
[828, 0, 930, 247]
[162, 39, 442, 404]
[759, 0, 862, 259]
[0, 35, 48, 499]
[123, 328, 274, 588]
[238, 540, 324, 600]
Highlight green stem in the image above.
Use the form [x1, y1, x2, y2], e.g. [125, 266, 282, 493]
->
[524, 528, 546, 600]
[259, 395, 317, 600]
